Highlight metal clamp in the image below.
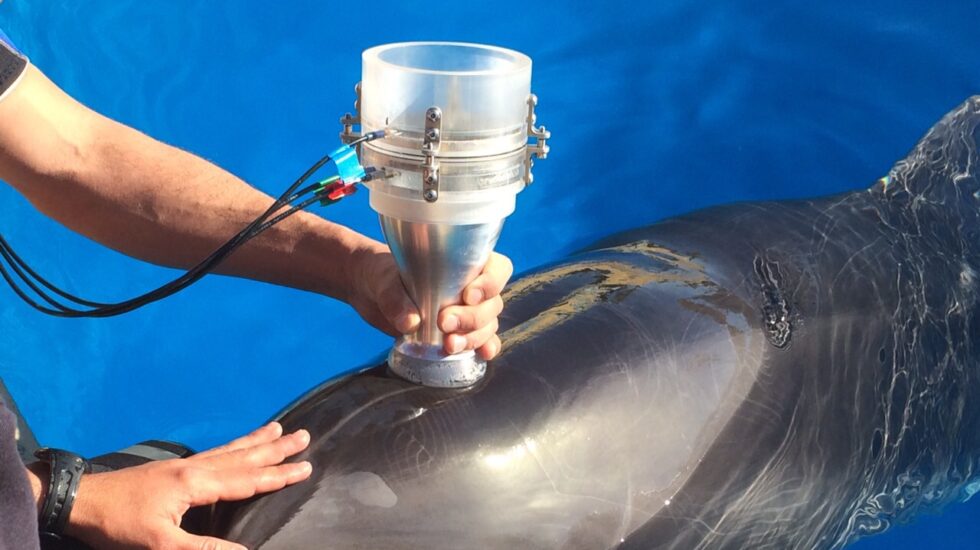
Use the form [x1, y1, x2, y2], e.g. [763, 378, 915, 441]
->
[524, 94, 550, 185]
[339, 82, 362, 146]
[340, 85, 549, 194]
[421, 107, 442, 202]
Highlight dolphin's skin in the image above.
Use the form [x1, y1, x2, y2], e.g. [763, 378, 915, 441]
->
[207, 98, 980, 549]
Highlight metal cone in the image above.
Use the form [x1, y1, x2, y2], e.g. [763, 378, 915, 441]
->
[380, 215, 503, 387]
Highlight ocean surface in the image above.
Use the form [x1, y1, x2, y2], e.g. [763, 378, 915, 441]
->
[0, 1, 978, 547]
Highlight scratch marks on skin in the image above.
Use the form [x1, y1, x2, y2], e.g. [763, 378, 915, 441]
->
[960, 262, 977, 290]
[317, 386, 426, 444]
[499, 244, 712, 354]
[835, 97, 980, 547]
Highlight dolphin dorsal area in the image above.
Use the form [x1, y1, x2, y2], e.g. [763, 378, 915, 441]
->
[209, 97, 980, 550]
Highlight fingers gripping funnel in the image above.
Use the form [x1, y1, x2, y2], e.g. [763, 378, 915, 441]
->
[381, 218, 503, 386]
[342, 42, 550, 388]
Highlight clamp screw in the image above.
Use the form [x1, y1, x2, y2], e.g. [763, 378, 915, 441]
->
[423, 189, 438, 202]
[426, 108, 442, 122]
[425, 128, 440, 141]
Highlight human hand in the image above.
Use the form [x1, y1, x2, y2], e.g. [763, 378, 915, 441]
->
[349, 242, 513, 360]
[65, 422, 311, 550]
[436, 251, 513, 359]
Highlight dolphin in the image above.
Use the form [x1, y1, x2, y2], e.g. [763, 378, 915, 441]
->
[205, 97, 980, 549]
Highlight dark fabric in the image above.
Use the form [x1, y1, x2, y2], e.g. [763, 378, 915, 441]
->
[0, 403, 40, 550]
[0, 33, 26, 98]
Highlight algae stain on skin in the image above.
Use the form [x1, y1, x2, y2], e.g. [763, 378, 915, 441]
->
[498, 244, 713, 353]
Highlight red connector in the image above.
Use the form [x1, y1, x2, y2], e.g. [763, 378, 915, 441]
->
[320, 180, 358, 205]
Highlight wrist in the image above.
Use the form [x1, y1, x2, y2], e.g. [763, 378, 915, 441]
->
[344, 237, 388, 303]
[281, 211, 380, 303]
[33, 448, 87, 538]
[25, 461, 48, 516]
[27, 461, 102, 546]
[62, 473, 107, 542]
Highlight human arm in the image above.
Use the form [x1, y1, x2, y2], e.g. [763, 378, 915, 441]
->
[26, 422, 310, 550]
[0, 64, 511, 356]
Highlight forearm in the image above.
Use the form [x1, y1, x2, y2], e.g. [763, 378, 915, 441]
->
[0, 66, 385, 301]
[37, 117, 377, 300]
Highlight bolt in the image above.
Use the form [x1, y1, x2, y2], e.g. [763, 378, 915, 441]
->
[426, 108, 441, 122]
[425, 128, 440, 141]
[423, 189, 438, 202]
[425, 174, 437, 184]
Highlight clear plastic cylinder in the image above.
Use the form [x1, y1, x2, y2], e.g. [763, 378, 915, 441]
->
[361, 41, 532, 158]
[360, 42, 532, 225]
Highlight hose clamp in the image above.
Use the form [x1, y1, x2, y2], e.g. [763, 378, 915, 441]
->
[524, 94, 551, 185]
[339, 83, 551, 198]
[339, 82, 362, 151]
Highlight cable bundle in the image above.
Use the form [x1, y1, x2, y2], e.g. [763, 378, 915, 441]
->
[0, 132, 382, 318]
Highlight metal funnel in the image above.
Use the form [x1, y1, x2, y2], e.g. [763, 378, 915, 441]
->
[381, 215, 503, 387]
[345, 42, 550, 388]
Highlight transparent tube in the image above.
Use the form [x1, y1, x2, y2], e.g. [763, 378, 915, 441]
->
[361, 42, 532, 159]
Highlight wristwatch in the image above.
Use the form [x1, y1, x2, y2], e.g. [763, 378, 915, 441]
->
[33, 447, 88, 540]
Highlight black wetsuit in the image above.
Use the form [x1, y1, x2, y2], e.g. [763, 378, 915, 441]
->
[0, 31, 39, 550]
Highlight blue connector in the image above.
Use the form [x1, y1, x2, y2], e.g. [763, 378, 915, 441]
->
[330, 144, 366, 183]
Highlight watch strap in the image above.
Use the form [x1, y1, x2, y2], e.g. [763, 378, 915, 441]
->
[34, 447, 87, 537]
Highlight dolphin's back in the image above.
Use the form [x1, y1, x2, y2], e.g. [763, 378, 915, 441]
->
[211, 237, 765, 549]
[209, 97, 980, 549]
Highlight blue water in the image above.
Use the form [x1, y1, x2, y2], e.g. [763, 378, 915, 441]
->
[0, 1, 978, 547]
